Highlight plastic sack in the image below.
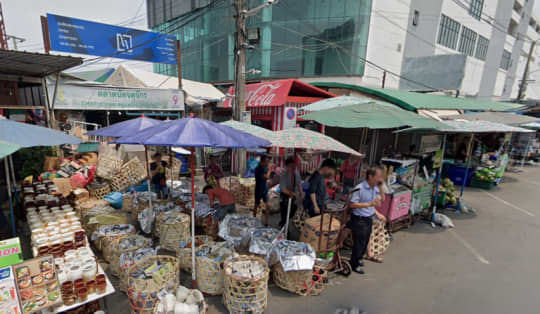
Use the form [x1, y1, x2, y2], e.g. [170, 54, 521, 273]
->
[70, 172, 88, 189]
[130, 181, 149, 192]
[104, 192, 123, 209]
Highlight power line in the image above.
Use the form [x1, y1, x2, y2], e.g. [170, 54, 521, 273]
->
[71, 0, 228, 70]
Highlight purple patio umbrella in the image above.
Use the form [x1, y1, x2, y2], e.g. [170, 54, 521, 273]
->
[86, 116, 162, 138]
[115, 117, 271, 287]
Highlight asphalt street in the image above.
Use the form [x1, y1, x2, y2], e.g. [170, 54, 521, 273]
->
[105, 165, 540, 314]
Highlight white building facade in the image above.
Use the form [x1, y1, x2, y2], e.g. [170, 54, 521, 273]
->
[302, 0, 540, 101]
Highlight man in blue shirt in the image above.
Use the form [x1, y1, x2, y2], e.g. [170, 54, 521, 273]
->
[348, 166, 386, 274]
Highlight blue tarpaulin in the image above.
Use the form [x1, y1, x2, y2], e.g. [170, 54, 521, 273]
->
[0, 117, 81, 148]
[86, 116, 162, 138]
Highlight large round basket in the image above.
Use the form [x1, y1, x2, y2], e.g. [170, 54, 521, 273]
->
[272, 263, 328, 296]
[88, 182, 112, 200]
[158, 213, 190, 252]
[122, 157, 147, 187]
[109, 235, 152, 277]
[195, 246, 233, 295]
[152, 295, 208, 314]
[223, 255, 269, 314]
[127, 255, 179, 314]
[177, 236, 213, 272]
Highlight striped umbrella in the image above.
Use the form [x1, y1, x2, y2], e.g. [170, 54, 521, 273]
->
[272, 127, 362, 156]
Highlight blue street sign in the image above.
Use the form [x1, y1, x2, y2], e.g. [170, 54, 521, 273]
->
[46, 13, 177, 64]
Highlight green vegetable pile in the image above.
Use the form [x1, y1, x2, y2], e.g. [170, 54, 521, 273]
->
[439, 178, 457, 205]
[474, 167, 496, 183]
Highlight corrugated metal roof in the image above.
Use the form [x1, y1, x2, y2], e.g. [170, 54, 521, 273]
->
[0, 50, 83, 77]
[311, 82, 524, 112]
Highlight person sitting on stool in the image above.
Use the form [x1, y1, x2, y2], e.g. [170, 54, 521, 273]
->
[203, 185, 236, 220]
[348, 166, 386, 274]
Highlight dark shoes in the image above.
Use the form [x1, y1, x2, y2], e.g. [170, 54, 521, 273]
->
[352, 266, 365, 274]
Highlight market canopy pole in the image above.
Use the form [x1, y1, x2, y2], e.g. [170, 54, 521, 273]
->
[431, 134, 447, 221]
[114, 116, 271, 288]
[4, 158, 15, 236]
[457, 134, 475, 213]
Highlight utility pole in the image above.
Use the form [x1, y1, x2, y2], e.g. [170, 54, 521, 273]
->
[518, 40, 537, 101]
[233, 0, 247, 121]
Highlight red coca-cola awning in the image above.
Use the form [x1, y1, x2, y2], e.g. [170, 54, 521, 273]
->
[221, 79, 335, 108]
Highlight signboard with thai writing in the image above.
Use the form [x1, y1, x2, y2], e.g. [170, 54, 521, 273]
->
[0, 238, 22, 268]
[49, 83, 184, 111]
[46, 13, 177, 64]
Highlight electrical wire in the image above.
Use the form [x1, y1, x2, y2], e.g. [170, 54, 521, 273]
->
[71, 0, 228, 70]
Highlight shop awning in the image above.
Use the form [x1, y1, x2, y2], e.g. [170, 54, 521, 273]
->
[300, 100, 451, 129]
[0, 50, 82, 77]
[310, 82, 524, 112]
[442, 112, 539, 126]
[103, 65, 225, 106]
[221, 79, 335, 108]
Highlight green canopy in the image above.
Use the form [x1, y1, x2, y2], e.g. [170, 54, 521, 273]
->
[301, 100, 451, 129]
[311, 82, 524, 112]
[219, 120, 274, 141]
[0, 141, 20, 159]
[443, 112, 538, 126]
[396, 120, 535, 133]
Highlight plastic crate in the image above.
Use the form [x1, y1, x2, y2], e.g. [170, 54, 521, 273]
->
[444, 163, 474, 186]
[470, 177, 496, 190]
[436, 191, 447, 206]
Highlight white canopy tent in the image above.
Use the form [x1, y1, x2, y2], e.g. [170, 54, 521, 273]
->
[104, 65, 225, 106]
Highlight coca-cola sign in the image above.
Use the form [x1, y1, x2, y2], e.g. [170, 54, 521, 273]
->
[223, 79, 292, 107]
[246, 82, 282, 107]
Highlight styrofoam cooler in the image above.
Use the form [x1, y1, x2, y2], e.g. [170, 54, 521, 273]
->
[376, 185, 412, 221]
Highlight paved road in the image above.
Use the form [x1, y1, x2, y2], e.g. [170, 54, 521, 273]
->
[107, 165, 540, 314]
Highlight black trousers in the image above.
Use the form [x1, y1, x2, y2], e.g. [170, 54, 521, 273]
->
[279, 193, 297, 227]
[348, 215, 373, 269]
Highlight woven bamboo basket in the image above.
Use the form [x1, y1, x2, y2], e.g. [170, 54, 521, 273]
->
[132, 198, 163, 222]
[109, 235, 152, 277]
[88, 183, 111, 200]
[367, 220, 391, 257]
[97, 154, 123, 180]
[158, 213, 190, 252]
[127, 255, 180, 314]
[195, 246, 233, 295]
[223, 255, 269, 314]
[272, 263, 328, 296]
[292, 208, 309, 233]
[98, 229, 135, 253]
[75, 198, 108, 218]
[122, 157, 147, 187]
[123, 194, 135, 213]
[110, 171, 131, 192]
[177, 236, 213, 272]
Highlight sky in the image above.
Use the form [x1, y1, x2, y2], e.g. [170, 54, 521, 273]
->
[3, 0, 540, 75]
[2, 0, 152, 72]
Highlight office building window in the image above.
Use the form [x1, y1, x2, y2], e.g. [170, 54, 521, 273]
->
[437, 14, 461, 50]
[475, 35, 489, 60]
[458, 26, 477, 56]
[469, 0, 484, 20]
[500, 50, 512, 70]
